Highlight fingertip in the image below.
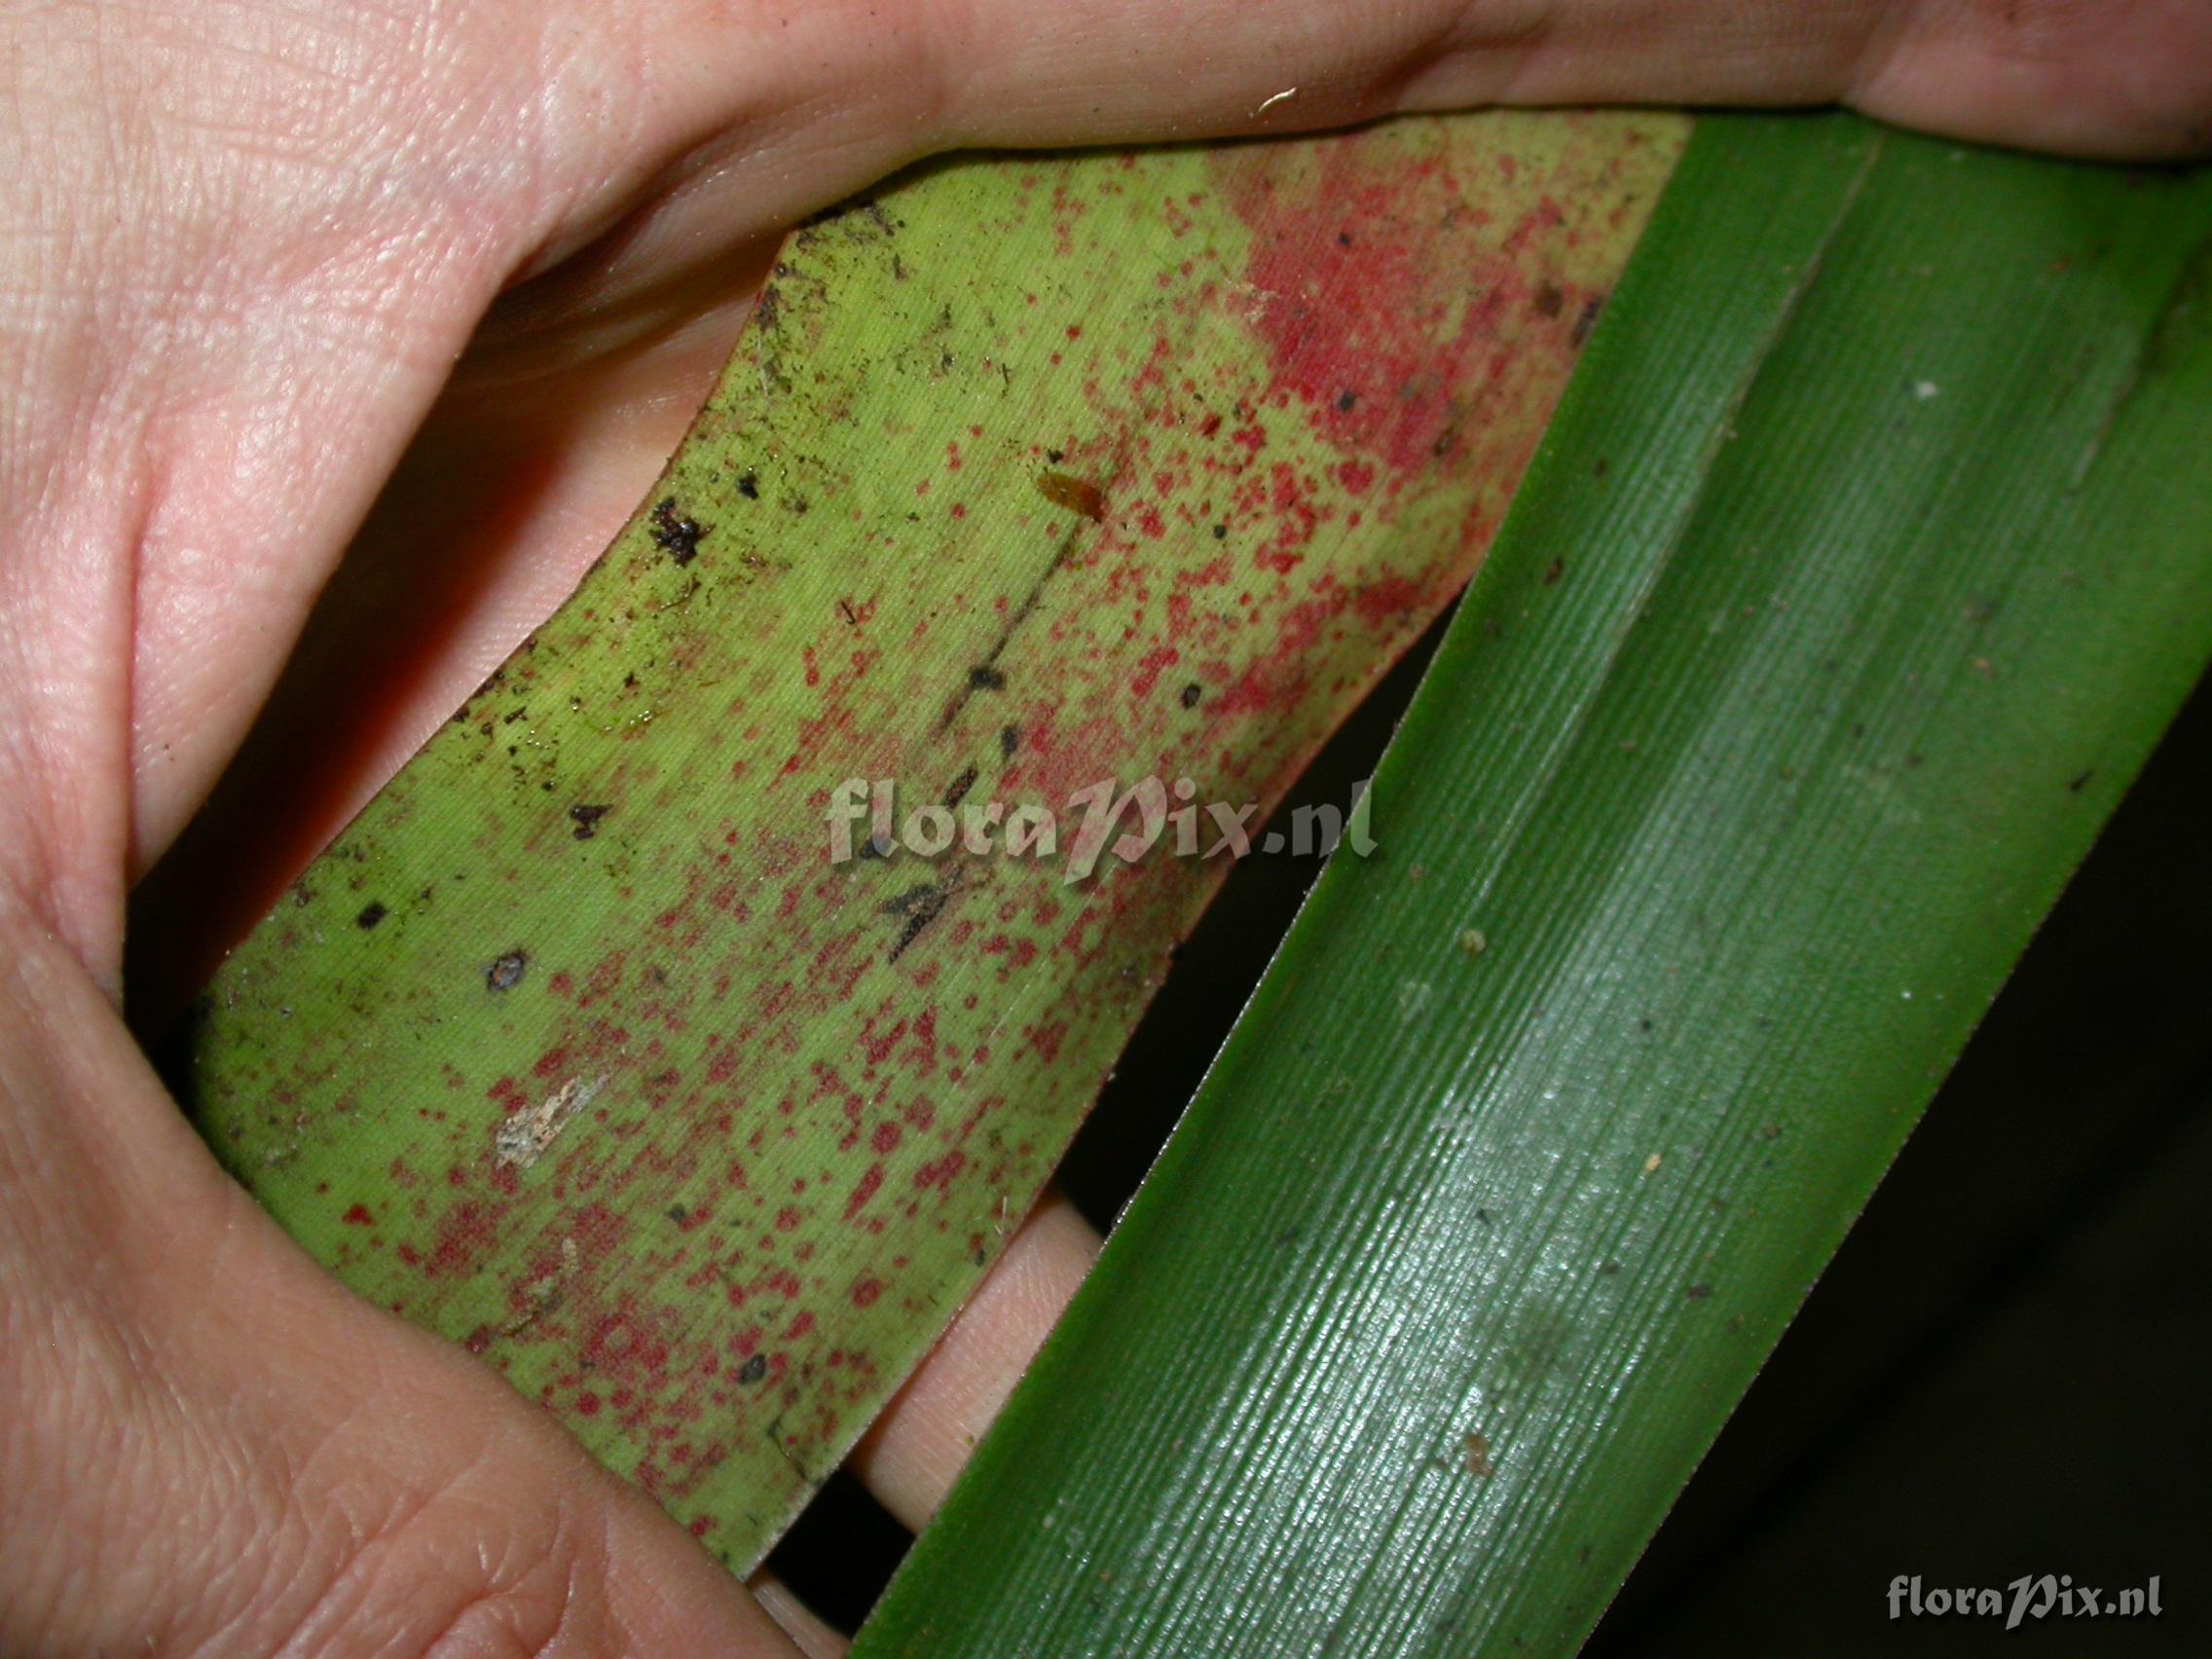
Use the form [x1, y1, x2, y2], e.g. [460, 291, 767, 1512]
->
[1850, 0, 2212, 160]
[846, 1188, 1100, 1530]
[751, 1571, 854, 1658]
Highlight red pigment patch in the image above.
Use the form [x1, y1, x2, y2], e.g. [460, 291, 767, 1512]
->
[1216, 137, 1522, 476]
[1351, 572, 1433, 630]
[580, 1304, 673, 1382]
[844, 1163, 884, 1220]
[913, 1153, 966, 1194]
[1130, 645, 1180, 698]
[424, 1200, 504, 1277]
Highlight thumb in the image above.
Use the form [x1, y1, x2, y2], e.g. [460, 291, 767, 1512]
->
[0, 905, 793, 1656]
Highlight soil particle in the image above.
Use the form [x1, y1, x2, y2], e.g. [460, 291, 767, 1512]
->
[569, 803, 611, 841]
[650, 498, 709, 565]
[1464, 1432, 1494, 1478]
[355, 902, 387, 930]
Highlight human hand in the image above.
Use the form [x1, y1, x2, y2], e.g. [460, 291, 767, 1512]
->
[6, 4, 2205, 1653]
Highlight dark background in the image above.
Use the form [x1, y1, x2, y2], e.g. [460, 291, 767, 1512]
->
[769, 613, 2212, 1654]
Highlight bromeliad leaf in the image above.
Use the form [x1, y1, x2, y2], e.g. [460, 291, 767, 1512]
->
[178, 112, 1683, 1571]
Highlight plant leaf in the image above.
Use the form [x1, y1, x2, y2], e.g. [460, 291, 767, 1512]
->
[176, 112, 1681, 1571]
[851, 114, 2212, 1655]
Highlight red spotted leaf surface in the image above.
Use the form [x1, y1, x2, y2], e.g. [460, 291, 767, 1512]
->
[179, 111, 1684, 1571]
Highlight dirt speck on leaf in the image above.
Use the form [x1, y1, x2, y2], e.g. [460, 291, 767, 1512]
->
[495, 1074, 608, 1170]
[650, 498, 709, 565]
[1036, 470, 1106, 521]
[883, 874, 962, 961]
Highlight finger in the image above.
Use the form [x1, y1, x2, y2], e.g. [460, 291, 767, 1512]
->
[930, 0, 2212, 159]
[544, 0, 2209, 341]
[751, 1573, 854, 1658]
[1848, 0, 2212, 158]
[0, 911, 798, 1658]
[846, 1189, 1102, 1531]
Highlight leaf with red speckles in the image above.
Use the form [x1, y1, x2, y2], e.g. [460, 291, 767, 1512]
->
[177, 111, 1682, 1571]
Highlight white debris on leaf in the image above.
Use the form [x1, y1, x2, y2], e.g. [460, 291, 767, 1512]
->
[497, 1075, 608, 1169]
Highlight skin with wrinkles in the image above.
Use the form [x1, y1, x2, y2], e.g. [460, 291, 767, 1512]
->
[0, 2, 2203, 1654]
